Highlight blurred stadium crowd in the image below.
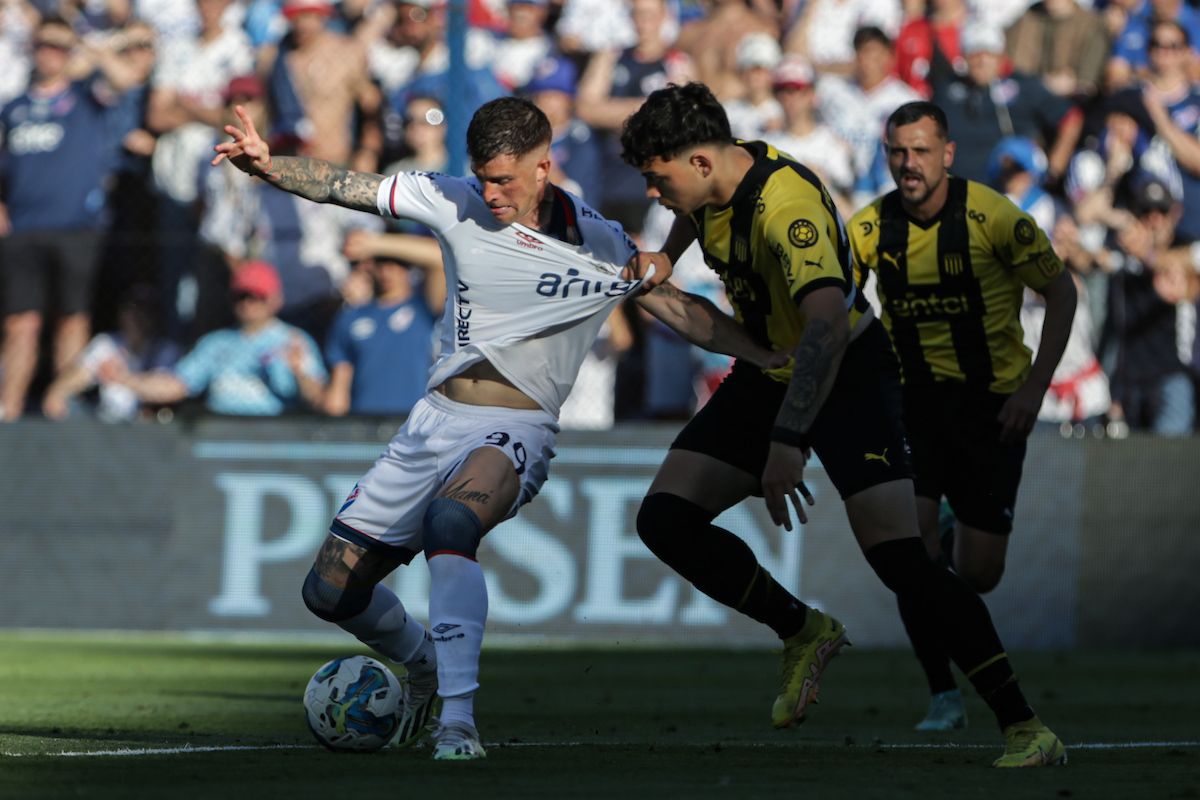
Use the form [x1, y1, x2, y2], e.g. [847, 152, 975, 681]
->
[1, 0, 1198, 434]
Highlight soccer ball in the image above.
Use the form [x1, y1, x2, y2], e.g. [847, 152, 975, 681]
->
[304, 655, 403, 752]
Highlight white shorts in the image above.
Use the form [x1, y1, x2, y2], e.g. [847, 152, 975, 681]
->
[331, 391, 559, 560]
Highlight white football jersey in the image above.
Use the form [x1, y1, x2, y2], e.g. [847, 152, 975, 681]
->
[376, 172, 640, 417]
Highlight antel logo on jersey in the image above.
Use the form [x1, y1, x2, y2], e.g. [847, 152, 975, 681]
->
[516, 230, 544, 251]
[886, 293, 972, 319]
[536, 268, 638, 299]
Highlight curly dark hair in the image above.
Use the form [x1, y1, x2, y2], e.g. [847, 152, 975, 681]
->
[466, 97, 552, 165]
[619, 82, 733, 168]
[886, 101, 950, 139]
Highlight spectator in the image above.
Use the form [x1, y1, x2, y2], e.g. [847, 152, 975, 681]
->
[816, 26, 920, 203]
[41, 284, 181, 421]
[1005, 0, 1110, 98]
[555, 0, 635, 55]
[388, 94, 449, 174]
[987, 137, 1062, 234]
[1103, 177, 1198, 435]
[766, 55, 856, 213]
[323, 233, 446, 417]
[492, 0, 554, 91]
[384, 0, 506, 142]
[723, 31, 785, 141]
[677, 0, 775, 99]
[98, 20, 161, 311]
[145, 0, 253, 341]
[930, 25, 1081, 185]
[199, 75, 384, 344]
[105, 260, 328, 415]
[577, 0, 693, 233]
[783, 0, 903, 76]
[0, 0, 37, 106]
[894, 0, 968, 98]
[1107, 19, 1200, 242]
[523, 55, 604, 202]
[264, 0, 382, 172]
[1021, 245, 1113, 429]
[0, 16, 129, 421]
[1109, 0, 1200, 89]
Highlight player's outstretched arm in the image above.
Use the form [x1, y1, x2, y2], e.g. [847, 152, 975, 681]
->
[212, 104, 384, 213]
[635, 282, 781, 368]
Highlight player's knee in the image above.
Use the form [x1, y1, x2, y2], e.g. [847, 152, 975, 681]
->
[863, 537, 941, 596]
[423, 497, 483, 559]
[301, 567, 372, 622]
[636, 492, 714, 557]
[957, 561, 1004, 594]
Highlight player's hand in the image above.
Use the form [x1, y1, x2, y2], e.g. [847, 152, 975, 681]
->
[997, 380, 1044, 442]
[212, 104, 273, 177]
[285, 333, 309, 376]
[763, 349, 793, 371]
[623, 251, 673, 291]
[760, 442, 815, 531]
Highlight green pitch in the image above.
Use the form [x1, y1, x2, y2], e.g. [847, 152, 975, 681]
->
[1, 632, 1196, 800]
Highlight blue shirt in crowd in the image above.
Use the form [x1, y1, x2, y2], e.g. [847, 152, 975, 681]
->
[174, 319, 326, 415]
[0, 77, 116, 232]
[325, 297, 436, 415]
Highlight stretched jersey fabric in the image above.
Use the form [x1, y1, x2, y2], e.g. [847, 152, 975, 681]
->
[375, 172, 639, 417]
[849, 177, 1065, 393]
[686, 141, 871, 385]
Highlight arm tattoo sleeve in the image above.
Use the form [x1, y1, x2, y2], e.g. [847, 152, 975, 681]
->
[775, 318, 840, 436]
[265, 156, 384, 213]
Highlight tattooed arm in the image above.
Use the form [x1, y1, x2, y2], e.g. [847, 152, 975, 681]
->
[760, 286, 851, 530]
[773, 287, 851, 438]
[635, 281, 783, 368]
[212, 104, 383, 213]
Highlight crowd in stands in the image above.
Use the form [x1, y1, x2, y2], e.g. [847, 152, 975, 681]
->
[1, 0, 1198, 435]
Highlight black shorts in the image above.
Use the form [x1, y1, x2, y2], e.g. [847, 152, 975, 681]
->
[902, 382, 1026, 535]
[672, 319, 912, 499]
[1, 228, 101, 316]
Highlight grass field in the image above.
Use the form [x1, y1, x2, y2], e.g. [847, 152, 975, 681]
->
[0, 632, 1196, 799]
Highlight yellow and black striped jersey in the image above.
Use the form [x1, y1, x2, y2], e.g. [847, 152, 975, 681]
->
[688, 141, 872, 384]
[848, 177, 1064, 394]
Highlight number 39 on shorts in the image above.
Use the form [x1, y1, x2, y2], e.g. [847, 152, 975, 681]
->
[484, 430, 527, 475]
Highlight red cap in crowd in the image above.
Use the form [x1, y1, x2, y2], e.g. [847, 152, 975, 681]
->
[223, 75, 265, 103]
[773, 55, 815, 91]
[231, 261, 283, 298]
[282, 0, 335, 19]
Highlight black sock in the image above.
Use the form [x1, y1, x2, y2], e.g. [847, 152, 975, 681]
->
[897, 590, 957, 694]
[637, 493, 809, 638]
[967, 655, 1035, 730]
[864, 538, 1035, 729]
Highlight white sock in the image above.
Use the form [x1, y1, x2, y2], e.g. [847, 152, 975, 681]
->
[427, 552, 488, 726]
[337, 584, 437, 680]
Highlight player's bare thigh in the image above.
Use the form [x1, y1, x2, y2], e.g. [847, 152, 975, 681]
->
[646, 449, 758, 515]
[438, 444, 522, 531]
[843, 478, 923, 551]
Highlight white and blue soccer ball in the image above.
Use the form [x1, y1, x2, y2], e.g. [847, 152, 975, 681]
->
[304, 655, 403, 752]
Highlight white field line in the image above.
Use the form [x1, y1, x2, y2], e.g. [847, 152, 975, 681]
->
[3, 740, 1198, 758]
